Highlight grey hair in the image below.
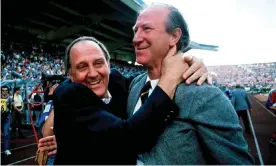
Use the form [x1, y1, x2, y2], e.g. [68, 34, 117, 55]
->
[64, 36, 110, 74]
[141, 3, 190, 51]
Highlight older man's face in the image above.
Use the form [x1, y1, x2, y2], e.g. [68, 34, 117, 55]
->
[132, 7, 172, 67]
[69, 41, 110, 98]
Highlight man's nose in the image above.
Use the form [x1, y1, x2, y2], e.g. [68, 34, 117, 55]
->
[132, 29, 143, 46]
[87, 66, 98, 78]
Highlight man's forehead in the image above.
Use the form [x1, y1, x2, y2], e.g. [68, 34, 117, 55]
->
[133, 20, 152, 29]
[70, 41, 105, 57]
[134, 7, 169, 28]
[71, 40, 99, 51]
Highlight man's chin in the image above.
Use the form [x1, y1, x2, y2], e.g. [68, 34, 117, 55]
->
[136, 58, 148, 66]
[91, 89, 106, 98]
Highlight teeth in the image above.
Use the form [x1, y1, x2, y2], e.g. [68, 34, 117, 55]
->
[88, 80, 100, 85]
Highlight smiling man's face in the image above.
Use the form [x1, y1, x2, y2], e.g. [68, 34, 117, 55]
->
[132, 7, 172, 67]
[69, 40, 110, 98]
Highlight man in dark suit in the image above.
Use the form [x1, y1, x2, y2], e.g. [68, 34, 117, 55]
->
[52, 36, 210, 165]
[128, 3, 254, 164]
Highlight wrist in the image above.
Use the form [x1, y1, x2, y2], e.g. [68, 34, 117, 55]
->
[158, 78, 178, 99]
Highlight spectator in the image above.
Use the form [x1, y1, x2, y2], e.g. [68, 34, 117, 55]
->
[11, 87, 25, 138]
[231, 85, 252, 134]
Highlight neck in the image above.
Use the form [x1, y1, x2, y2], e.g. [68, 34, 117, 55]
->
[103, 91, 109, 99]
[146, 61, 162, 80]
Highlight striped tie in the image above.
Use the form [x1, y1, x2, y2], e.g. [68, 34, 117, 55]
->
[140, 81, 151, 104]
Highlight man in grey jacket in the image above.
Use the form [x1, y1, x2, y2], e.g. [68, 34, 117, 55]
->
[231, 85, 252, 134]
[128, 3, 254, 164]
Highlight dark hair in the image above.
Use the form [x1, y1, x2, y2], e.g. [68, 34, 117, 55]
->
[141, 3, 190, 51]
[235, 84, 242, 89]
[15, 87, 20, 91]
[65, 36, 111, 74]
[1, 86, 9, 91]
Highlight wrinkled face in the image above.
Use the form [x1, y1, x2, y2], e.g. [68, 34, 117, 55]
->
[133, 7, 171, 67]
[69, 41, 110, 98]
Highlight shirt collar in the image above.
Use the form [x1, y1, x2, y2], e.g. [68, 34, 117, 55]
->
[102, 90, 112, 104]
[146, 76, 159, 90]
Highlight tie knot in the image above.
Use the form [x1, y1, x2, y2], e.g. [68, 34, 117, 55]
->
[141, 81, 151, 93]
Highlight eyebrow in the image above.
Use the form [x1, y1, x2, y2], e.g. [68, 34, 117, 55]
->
[94, 57, 105, 63]
[76, 57, 105, 65]
[133, 22, 152, 31]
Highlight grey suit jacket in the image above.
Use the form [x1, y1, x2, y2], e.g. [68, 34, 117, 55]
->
[127, 73, 254, 165]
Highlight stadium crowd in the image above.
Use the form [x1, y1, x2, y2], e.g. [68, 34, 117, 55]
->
[209, 63, 276, 89]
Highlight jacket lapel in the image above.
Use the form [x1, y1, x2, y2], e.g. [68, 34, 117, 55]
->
[127, 74, 147, 116]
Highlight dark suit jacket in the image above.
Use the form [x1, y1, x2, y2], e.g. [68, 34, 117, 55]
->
[53, 70, 178, 165]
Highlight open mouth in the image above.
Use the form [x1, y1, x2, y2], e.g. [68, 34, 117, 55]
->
[136, 46, 149, 50]
[88, 80, 101, 85]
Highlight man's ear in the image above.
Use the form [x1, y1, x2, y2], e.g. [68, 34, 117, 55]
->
[169, 28, 182, 47]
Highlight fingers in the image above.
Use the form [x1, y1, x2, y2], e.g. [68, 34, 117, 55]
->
[38, 138, 57, 152]
[39, 135, 54, 143]
[183, 60, 201, 80]
[185, 67, 205, 85]
[196, 73, 212, 85]
[38, 136, 55, 146]
[48, 149, 57, 156]
[196, 73, 208, 86]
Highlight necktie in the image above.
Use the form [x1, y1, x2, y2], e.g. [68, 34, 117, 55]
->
[140, 81, 151, 104]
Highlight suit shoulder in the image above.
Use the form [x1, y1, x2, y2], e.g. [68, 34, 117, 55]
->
[128, 72, 147, 90]
[176, 82, 222, 96]
[175, 83, 235, 118]
[54, 82, 93, 99]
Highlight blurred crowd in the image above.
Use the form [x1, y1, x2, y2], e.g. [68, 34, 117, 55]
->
[1, 42, 145, 81]
[209, 63, 276, 89]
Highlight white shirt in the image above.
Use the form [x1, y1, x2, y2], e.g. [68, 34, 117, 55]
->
[133, 77, 159, 115]
[102, 90, 112, 104]
[13, 94, 23, 107]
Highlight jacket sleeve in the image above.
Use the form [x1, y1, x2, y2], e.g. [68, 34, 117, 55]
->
[188, 86, 254, 164]
[54, 83, 178, 156]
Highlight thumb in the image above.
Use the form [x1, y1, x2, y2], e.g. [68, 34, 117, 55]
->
[165, 45, 177, 58]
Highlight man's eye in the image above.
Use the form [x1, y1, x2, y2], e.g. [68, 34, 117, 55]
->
[77, 65, 86, 70]
[144, 27, 151, 32]
[95, 62, 103, 67]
